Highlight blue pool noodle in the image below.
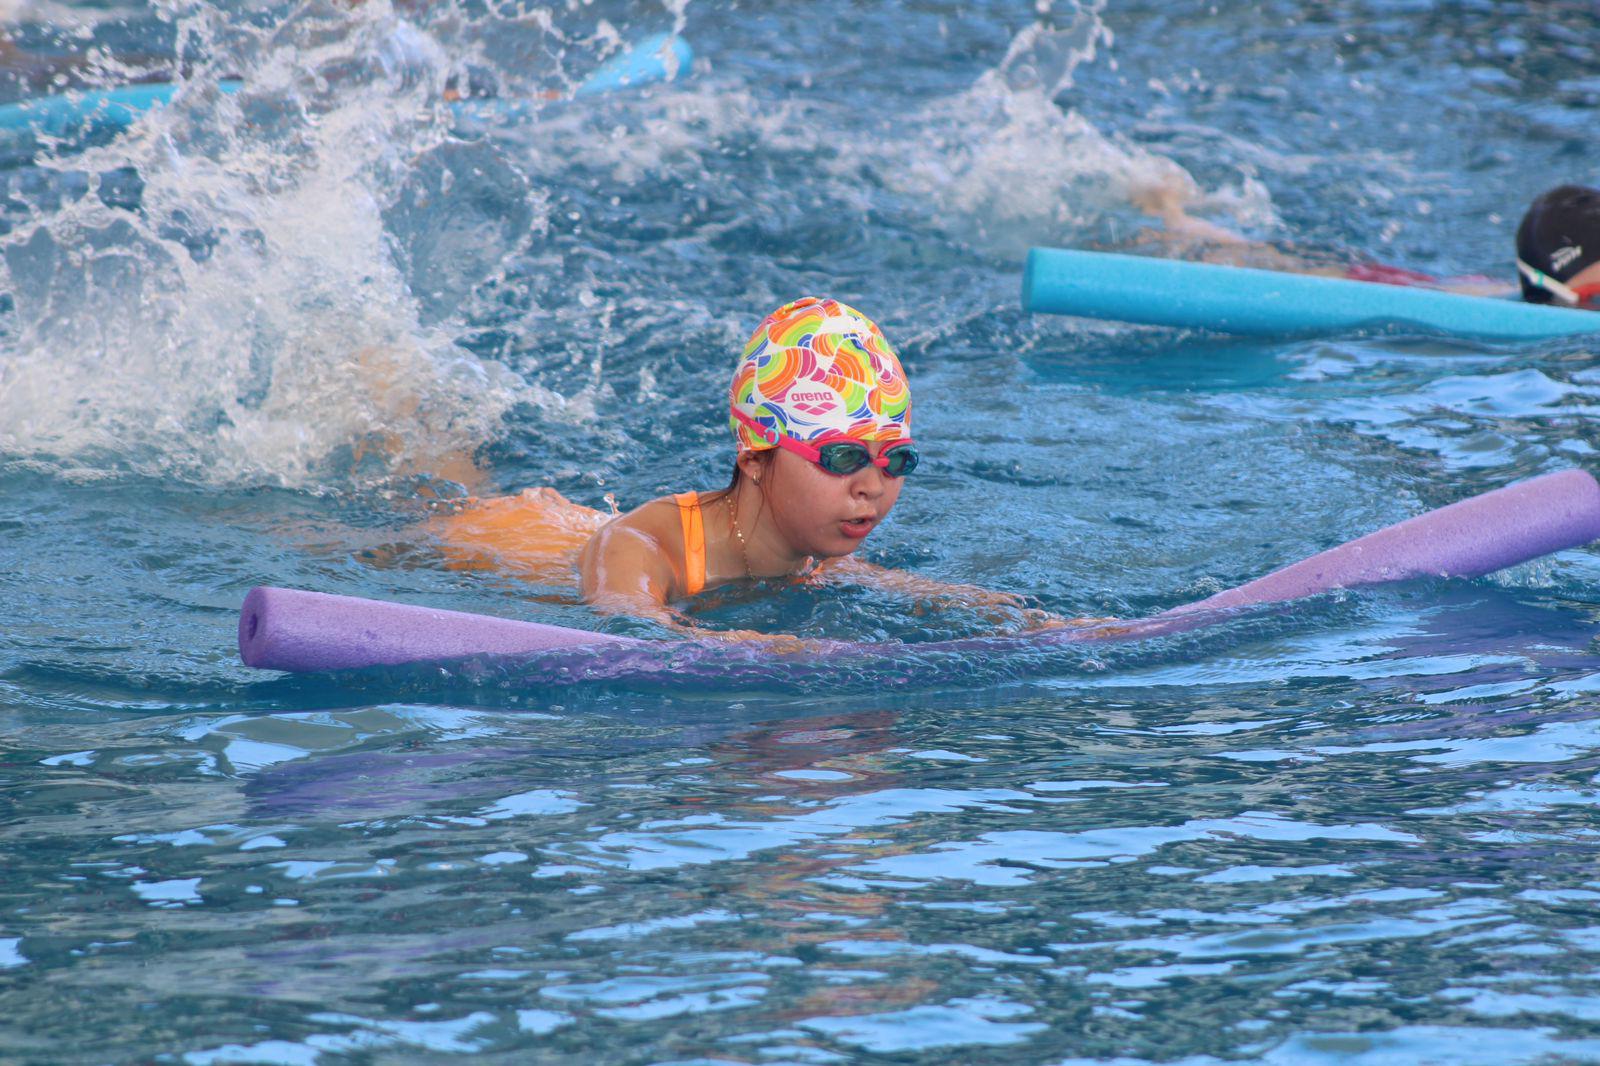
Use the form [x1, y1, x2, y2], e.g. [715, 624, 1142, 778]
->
[574, 33, 691, 96]
[1023, 247, 1600, 340]
[238, 470, 1600, 676]
[0, 81, 241, 138]
[0, 33, 692, 139]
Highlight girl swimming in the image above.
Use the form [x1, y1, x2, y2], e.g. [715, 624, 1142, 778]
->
[431, 297, 1062, 636]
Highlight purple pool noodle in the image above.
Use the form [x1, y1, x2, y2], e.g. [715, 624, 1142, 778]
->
[238, 470, 1600, 675]
[1165, 468, 1600, 617]
[238, 586, 638, 672]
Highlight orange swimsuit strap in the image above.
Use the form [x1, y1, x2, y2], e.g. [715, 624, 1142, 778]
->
[673, 491, 706, 597]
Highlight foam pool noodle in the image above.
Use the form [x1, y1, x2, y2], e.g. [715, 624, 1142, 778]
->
[1022, 247, 1600, 340]
[238, 470, 1600, 676]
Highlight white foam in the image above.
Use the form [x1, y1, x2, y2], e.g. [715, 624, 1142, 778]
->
[0, 2, 563, 488]
[757, 0, 1275, 256]
[880, 13, 1279, 257]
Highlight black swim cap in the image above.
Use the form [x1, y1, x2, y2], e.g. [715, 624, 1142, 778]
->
[1516, 185, 1600, 303]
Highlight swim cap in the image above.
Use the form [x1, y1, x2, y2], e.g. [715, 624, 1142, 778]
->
[1516, 185, 1600, 303]
[729, 297, 911, 452]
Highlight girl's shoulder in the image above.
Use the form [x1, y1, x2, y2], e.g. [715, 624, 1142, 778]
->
[587, 493, 700, 569]
[579, 492, 704, 606]
[611, 492, 689, 535]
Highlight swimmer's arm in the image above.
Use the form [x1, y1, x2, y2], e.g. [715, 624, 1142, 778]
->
[1127, 178, 1337, 273]
[578, 512, 820, 651]
[1431, 277, 1517, 298]
[821, 556, 1021, 606]
[1128, 175, 1515, 294]
[578, 520, 686, 629]
[1128, 176, 1252, 248]
[819, 557, 1089, 632]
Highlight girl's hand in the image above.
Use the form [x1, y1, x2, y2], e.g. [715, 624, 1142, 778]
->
[1007, 609, 1125, 636]
[1019, 608, 1069, 631]
[699, 628, 823, 655]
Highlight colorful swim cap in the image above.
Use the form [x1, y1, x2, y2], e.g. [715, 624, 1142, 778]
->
[729, 297, 912, 452]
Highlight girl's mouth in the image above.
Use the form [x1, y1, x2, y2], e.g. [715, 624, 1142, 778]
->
[840, 516, 875, 539]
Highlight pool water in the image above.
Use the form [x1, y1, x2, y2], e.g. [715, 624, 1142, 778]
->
[6, 1, 1600, 1062]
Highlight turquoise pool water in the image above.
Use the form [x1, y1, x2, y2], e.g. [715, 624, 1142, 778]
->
[6, 1, 1600, 1062]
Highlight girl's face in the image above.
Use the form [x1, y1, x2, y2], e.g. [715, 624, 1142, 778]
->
[760, 442, 905, 559]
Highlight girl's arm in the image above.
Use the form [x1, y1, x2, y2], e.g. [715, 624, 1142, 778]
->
[819, 556, 1078, 632]
[579, 521, 819, 650]
[577, 517, 686, 629]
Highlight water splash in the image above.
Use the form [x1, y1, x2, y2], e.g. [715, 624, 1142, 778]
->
[865, 0, 1275, 254]
[0, 0, 587, 488]
[996, 0, 1114, 99]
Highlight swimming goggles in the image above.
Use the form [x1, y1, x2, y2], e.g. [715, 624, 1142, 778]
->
[1517, 258, 1600, 307]
[731, 407, 919, 477]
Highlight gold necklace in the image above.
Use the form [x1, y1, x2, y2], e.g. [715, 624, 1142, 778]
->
[727, 493, 752, 578]
[726, 493, 818, 582]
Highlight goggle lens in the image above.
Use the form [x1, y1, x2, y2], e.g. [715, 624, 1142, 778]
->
[883, 444, 919, 477]
[815, 441, 920, 478]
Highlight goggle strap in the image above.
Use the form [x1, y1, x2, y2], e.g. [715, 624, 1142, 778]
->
[731, 405, 913, 466]
[1518, 258, 1584, 305]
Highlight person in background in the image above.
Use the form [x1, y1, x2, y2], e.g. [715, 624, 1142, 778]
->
[1133, 177, 1600, 306]
[1514, 185, 1600, 309]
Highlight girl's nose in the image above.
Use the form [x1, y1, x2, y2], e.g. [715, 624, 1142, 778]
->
[851, 467, 887, 497]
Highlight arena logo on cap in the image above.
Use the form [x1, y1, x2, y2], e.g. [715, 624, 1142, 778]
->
[1553, 245, 1584, 271]
[789, 390, 837, 416]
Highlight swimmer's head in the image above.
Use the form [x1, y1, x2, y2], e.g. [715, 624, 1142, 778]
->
[729, 297, 911, 454]
[728, 298, 914, 560]
[1516, 185, 1600, 307]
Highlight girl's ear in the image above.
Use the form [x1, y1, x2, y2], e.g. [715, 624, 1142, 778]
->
[735, 448, 769, 485]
